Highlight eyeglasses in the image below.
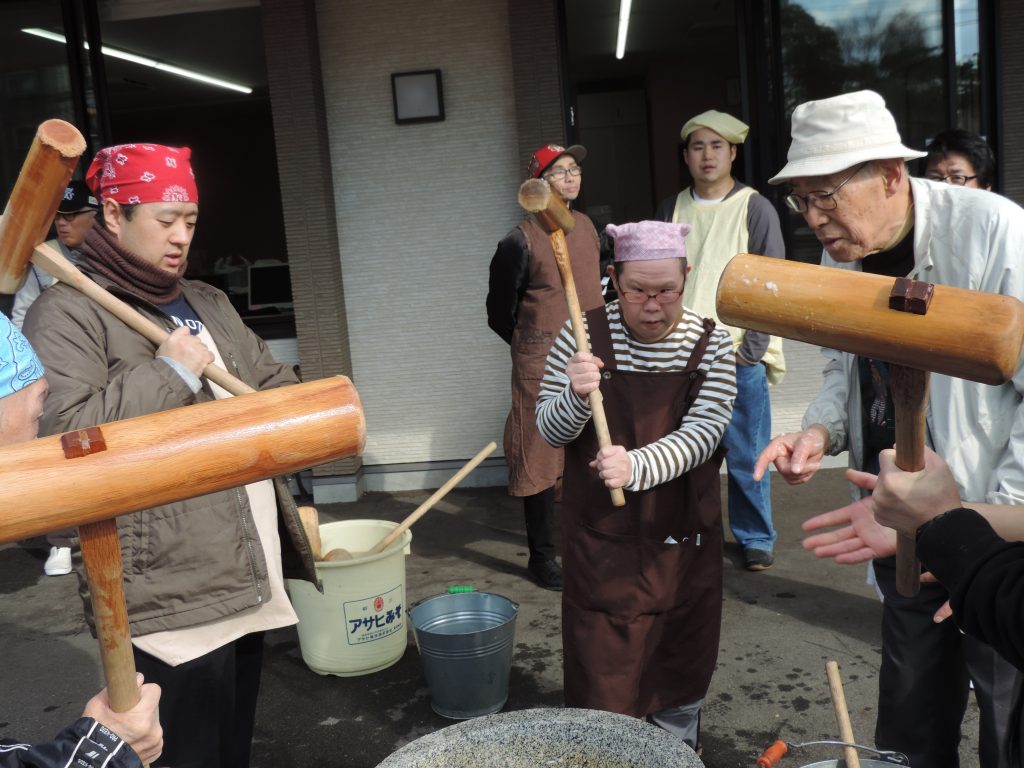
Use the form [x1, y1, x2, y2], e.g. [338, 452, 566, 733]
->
[620, 289, 683, 305]
[544, 165, 582, 182]
[784, 162, 870, 213]
[926, 173, 978, 186]
[55, 210, 96, 222]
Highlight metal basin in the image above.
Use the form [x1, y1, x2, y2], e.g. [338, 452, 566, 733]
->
[376, 707, 703, 767]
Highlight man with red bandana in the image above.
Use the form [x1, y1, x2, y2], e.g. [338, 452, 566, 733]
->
[23, 143, 317, 768]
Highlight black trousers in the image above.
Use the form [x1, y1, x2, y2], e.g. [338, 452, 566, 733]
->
[133, 631, 265, 768]
[874, 557, 1022, 767]
[524, 486, 557, 564]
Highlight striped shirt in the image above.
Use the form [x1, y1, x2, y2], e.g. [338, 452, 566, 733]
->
[536, 303, 736, 492]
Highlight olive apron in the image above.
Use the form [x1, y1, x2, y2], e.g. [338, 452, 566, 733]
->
[562, 306, 725, 717]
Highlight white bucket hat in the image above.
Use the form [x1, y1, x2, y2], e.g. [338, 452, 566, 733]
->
[768, 90, 926, 185]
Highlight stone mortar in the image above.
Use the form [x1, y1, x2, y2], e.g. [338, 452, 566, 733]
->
[376, 707, 703, 767]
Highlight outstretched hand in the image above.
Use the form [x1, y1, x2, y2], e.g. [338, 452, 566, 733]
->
[802, 466, 952, 623]
[802, 468, 898, 563]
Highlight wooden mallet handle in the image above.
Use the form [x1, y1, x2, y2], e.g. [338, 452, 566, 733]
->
[890, 365, 927, 596]
[33, 242, 255, 396]
[519, 179, 625, 507]
[79, 519, 139, 712]
[367, 441, 498, 555]
[826, 660, 861, 768]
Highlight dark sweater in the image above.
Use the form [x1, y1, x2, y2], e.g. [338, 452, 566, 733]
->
[918, 508, 1024, 672]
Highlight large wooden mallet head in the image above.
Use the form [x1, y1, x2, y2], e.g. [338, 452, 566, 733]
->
[716, 255, 1024, 385]
[0, 119, 85, 294]
[0, 376, 366, 543]
[518, 178, 576, 236]
[718, 254, 1024, 596]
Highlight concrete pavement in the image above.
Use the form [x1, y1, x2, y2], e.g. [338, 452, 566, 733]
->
[1, 469, 982, 767]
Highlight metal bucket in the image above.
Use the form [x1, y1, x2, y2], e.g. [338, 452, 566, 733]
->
[409, 591, 518, 719]
[764, 740, 909, 767]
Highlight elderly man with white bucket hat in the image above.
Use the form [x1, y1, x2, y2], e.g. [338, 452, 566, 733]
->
[755, 90, 1024, 767]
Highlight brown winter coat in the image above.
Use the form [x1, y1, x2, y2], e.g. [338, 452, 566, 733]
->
[23, 271, 318, 636]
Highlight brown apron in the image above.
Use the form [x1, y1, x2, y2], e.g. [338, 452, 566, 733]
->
[504, 212, 603, 497]
[562, 306, 725, 717]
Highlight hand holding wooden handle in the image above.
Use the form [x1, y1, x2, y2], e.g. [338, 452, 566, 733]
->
[33, 242, 255, 396]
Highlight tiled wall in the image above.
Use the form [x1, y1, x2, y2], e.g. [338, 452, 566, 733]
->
[314, 0, 524, 467]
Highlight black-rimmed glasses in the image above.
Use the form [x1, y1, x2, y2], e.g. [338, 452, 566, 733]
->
[620, 289, 683, 305]
[926, 173, 977, 186]
[544, 165, 582, 182]
[785, 162, 870, 213]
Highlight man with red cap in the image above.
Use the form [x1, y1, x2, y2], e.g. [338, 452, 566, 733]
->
[486, 143, 605, 590]
[536, 220, 736, 752]
[22, 143, 317, 768]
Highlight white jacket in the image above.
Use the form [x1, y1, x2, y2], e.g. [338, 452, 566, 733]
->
[803, 177, 1024, 505]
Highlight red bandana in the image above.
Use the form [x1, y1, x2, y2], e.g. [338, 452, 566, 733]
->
[85, 144, 199, 205]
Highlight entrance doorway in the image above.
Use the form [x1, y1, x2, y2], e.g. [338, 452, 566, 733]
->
[563, 0, 742, 227]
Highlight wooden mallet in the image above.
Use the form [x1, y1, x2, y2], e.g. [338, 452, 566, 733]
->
[0, 119, 256, 397]
[0, 376, 365, 720]
[518, 178, 625, 507]
[717, 254, 1024, 596]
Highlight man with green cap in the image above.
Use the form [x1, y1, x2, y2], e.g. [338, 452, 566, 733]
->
[655, 109, 785, 571]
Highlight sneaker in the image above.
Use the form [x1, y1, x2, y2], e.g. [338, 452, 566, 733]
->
[744, 548, 774, 571]
[44, 546, 72, 576]
[528, 559, 563, 591]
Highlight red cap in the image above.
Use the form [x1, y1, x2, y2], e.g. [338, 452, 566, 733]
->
[528, 144, 586, 178]
[86, 144, 198, 205]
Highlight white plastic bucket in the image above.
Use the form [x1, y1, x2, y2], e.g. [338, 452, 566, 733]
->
[287, 519, 411, 677]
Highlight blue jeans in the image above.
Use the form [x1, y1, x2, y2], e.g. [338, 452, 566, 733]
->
[721, 362, 776, 552]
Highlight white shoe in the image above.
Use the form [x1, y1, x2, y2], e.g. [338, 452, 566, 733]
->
[44, 546, 72, 576]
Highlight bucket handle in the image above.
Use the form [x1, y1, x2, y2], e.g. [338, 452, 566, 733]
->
[790, 741, 909, 765]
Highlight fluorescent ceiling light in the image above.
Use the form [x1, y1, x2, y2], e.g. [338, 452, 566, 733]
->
[615, 0, 632, 60]
[22, 27, 252, 95]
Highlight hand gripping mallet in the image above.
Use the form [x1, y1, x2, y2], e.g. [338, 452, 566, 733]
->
[518, 178, 626, 507]
[0, 119, 256, 397]
[0, 376, 365, 726]
[717, 254, 1024, 596]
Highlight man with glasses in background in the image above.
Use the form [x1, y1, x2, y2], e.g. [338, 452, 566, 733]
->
[655, 110, 785, 572]
[924, 128, 997, 191]
[487, 144, 605, 591]
[755, 90, 1024, 768]
[12, 179, 98, 578]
